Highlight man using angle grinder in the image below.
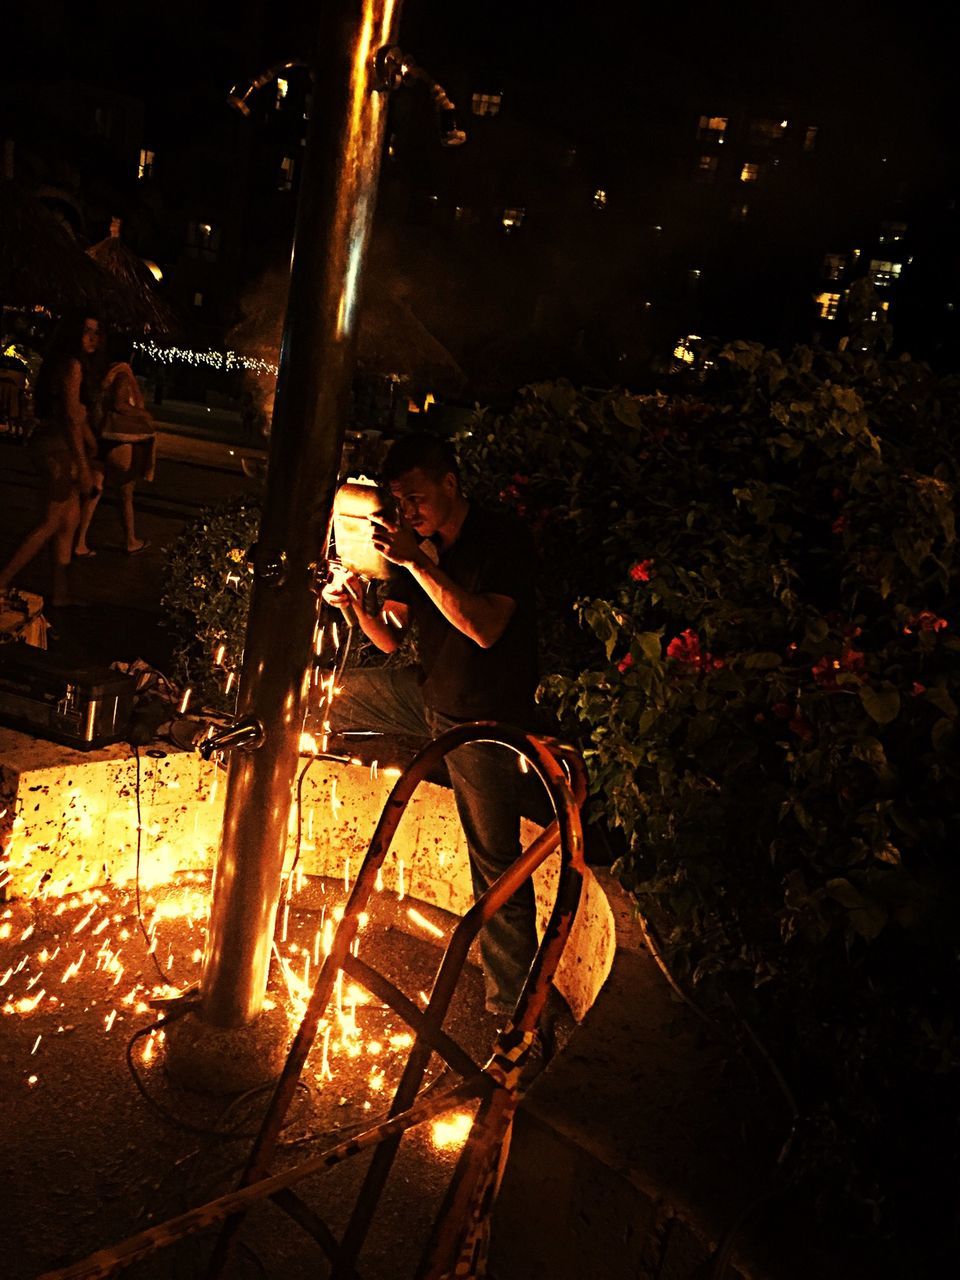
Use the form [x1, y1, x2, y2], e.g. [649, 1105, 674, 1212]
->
[321, 433, 567, 1052]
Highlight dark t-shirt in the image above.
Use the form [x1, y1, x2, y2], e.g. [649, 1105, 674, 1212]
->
[385, 505, 539, 722]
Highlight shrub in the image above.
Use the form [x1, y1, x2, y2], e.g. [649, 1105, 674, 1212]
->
[459, 348, 960, 1243]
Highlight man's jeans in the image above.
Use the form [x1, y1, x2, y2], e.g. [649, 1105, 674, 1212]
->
[325, 667, 538, 1018]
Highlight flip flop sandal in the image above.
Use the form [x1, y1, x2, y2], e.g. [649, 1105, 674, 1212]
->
[126, 540, 152, 555]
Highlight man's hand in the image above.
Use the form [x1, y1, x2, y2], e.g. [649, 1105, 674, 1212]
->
[320, 567, 363, 614]
[369, 515, 426, 569]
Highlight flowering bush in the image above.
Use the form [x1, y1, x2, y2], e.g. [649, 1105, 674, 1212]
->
[458, 349, 960, 1245]
[161, 495, 261, 710]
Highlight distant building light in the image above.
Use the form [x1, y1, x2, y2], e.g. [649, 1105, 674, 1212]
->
[731, 202, 749, 221]
[851, 248, 861, 259]
[652, 224, 663, 233]
[815, 291, 841, 321]
[751, 119, 787, 142]
[193, 292, 204, 308]
[740, 162, 760, 183]
[689, 268, 702, 279]
[822, 253, 845, 281]
[673, 334, 702, 365]
[869, 259, 903, 288]
[879, 220, 907, 245]
[471, 92, 502, 117]
[199, 222, 212, 237]
[502, 207, 525, 231]
[780, 119, 789, 129]
[144, 260, 162, 283]
[698, 154, 719, 173]
[593, 188, 608, 208]
[279, 155, 295, 190]
[803, 125, 818, 152]
[276, 77, 289, 102]
[947, 302, 956, 312]
[697, 115, 728, 138]
[138, 148, 155, 181]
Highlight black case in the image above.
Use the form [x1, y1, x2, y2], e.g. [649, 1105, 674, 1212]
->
[0, 645, 136, 749]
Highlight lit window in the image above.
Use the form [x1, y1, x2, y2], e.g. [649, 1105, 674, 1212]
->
[187, 221, 220, 259]
[276, 77, 289, 106]
[502, 207, 525, 231]
[869, 301, 892, 321]
[697, 115, 728, 139]
[740, 163, 760, 183]
[822, 253, 845, 281]
[751, 119, 787, 142]
[279, 155, 295, 190]
[698, 155, 718, 173]
[138, 148, 155, 181]
[673, 334, 701, 365]
[193, 292, 204, 308]
[815, 291, 841, 321]
[593, 189, 608, 208]
[803, 126, 818, 152]
[869, 259, 903, 288]
[879, 220, 907, 245]
[471, 93, 502, 117]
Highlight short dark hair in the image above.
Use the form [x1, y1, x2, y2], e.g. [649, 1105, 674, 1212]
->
[381, 432, 460, 486]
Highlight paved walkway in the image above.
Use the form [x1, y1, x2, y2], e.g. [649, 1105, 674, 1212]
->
[0, 426, 265, 668]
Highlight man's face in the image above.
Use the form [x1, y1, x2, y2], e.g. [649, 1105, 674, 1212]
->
[388, 467, 457, 538]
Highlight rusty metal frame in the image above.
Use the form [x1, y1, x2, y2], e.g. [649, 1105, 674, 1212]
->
[39, 723, 586, 1280]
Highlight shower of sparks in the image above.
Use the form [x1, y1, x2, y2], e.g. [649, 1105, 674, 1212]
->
[406, 907, 444, 940]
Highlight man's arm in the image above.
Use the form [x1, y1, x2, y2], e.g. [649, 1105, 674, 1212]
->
[371, 519, 516, 649]
[320, 570, 409, 654]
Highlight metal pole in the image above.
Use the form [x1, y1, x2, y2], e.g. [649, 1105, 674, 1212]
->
[200, 0, 404, 1027]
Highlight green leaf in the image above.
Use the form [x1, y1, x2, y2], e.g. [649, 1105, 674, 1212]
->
[925, 687, 958, 719]
[825, 877, 888, 940]
[859, 685, 901, 725]
[932, 718, 954, 752]
[638, 631, 663, 662]
[743, 652, 782, 670]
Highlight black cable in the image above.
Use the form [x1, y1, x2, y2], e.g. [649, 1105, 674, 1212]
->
[131, 744, 175, 987]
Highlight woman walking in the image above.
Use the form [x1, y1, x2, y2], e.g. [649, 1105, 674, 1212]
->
[74, 332, 154, 557]
[0, 313, 102, 607]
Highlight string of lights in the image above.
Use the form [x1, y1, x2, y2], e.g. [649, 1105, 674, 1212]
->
[133, 339, 278, 378]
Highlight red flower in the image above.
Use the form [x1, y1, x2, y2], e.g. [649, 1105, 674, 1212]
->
[831, 515, 847, 535]
[911, 681, 926, 696]
[617, 652, 634, 674]
[771, 702, 794, 720]
[906, 610, 948, 633]
[511, 473, 531, 486]
[629, 559, 654, 582]
[789, 712, 814, 741]
[840, 647, 865, 674]
[666, 629, 702, 664]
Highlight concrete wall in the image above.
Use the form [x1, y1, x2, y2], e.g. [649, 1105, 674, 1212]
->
[0, 726, 615, 1017]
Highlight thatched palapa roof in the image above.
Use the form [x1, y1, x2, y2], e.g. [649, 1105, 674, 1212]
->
[87, 218, 176, 335]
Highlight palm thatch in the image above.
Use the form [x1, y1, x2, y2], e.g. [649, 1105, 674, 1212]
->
[87, 219, 176, 335]
[230, 265, 466, 396]
[0, 177, 132, 318]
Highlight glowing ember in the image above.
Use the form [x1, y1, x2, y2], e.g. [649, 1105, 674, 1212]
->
[430, 1111, 473, 1150]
